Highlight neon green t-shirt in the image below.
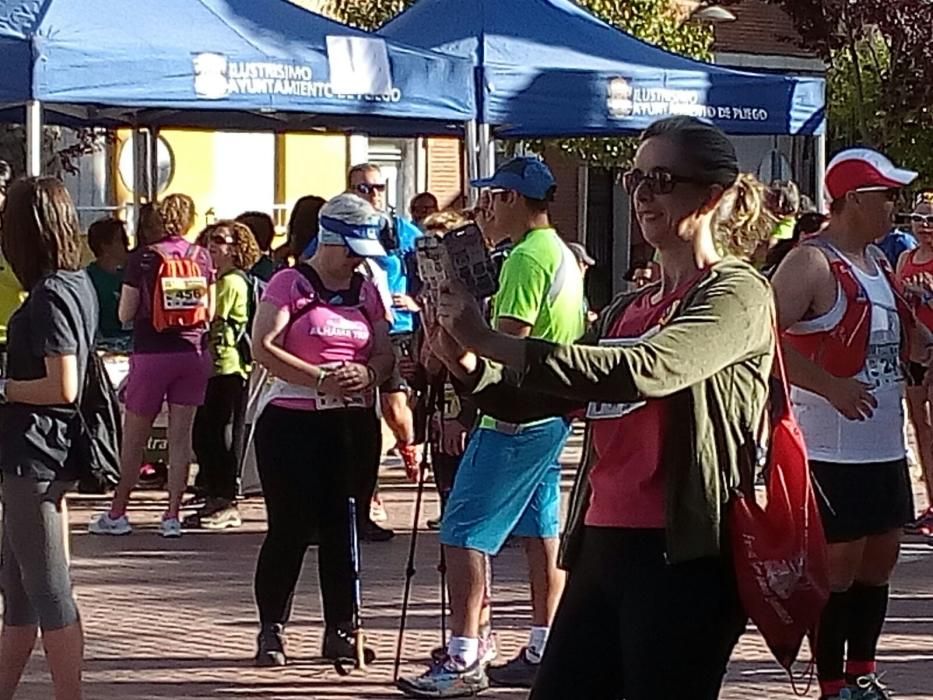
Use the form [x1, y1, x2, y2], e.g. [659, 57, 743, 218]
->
[208, 270, 251, 378]
[0, 256, 27, 346]
[492, 227, 585, 344]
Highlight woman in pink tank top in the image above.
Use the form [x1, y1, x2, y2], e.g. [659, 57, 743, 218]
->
[249, 193, 394, 669]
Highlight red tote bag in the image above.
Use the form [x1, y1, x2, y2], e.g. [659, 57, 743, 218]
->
[730, 336, 830, 671]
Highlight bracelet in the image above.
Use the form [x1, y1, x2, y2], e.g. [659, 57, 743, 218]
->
[316, 368, 329, 390]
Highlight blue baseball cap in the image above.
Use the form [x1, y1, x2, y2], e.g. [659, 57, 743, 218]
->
[471, 157, 556, 200]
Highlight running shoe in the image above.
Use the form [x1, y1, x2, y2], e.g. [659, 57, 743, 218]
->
[159, 517, 182, 538]
[904, 506, 933, 536]
[427, 516, 442, 531]
[370, 495, 389, 523]
[322, 625, 377, 665]
[89, 513, 132, 536]
[430, 627, 498, 666]
[850, 673, 892, 700]
[360, 520, 395, 542]
[397, 655, 490, 698]
[487, 647, 539, 688]
[255, 623, 287, 667]
[200, 504, 242, 530]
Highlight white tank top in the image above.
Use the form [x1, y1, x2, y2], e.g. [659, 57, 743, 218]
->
[789, 245, 906, 463]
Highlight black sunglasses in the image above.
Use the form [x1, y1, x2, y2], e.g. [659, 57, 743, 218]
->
[910, 214, 933, 226]
[210, 234, 234, 245]
[354, 183, 387, 196]
[621, 168, 705, 196]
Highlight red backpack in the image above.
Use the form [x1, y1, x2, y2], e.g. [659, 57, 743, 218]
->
[730, 333, 830, 675]
[151, 245, 210, 333]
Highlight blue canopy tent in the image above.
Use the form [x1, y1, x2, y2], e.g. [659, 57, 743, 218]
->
[0, 0, 476, 175]
[381, 0, 826, 181]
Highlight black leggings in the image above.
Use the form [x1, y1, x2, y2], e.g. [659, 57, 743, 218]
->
[531, 527, 746, 700]
[0, 475, 78, 631]
[253, 404, 379, 627]
[193, 374, 246, 501]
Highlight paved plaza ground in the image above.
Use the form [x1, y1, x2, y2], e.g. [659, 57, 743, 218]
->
[10, 431, 933, 699]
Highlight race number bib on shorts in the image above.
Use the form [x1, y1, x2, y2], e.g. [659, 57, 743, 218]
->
[585, 333, 657, 421]
[161, 275, 208, 310]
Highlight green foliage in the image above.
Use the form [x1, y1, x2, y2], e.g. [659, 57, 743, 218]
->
[776, 1, 933, 187]
[323, 0, 712, 168]
[0, 125, 113, 179]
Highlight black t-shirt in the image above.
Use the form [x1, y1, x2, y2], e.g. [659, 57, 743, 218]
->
[0, 270, 98, 480]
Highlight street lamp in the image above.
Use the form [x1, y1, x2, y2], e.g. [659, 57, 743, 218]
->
[691, 5, 737, 23]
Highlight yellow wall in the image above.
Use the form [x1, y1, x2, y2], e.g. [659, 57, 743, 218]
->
[116, 130, 348, 242]
[280, 132, 347, 207]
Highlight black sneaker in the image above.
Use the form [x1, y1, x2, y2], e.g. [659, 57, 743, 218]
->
[426, 517, 442, 531]
[254, 623, 287, 667]
[360, 520, 395, 542]
[322, 625, 376, 665]
[487, 647, 539, 688]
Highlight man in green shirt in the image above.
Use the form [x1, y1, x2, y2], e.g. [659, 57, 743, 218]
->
[399, 158, 585, 698]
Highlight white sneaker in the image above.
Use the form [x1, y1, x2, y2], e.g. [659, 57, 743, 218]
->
[89, 513, 132, 536]
[370, 497, 388, 523]
[159, 517, 182, 538]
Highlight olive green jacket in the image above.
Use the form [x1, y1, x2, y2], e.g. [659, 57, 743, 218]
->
[467, 258, 775, 567]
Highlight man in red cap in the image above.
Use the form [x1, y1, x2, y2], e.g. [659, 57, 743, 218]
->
[772, 148, 929, 700]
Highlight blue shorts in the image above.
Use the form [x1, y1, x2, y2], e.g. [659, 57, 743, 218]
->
[440, 417, 571, 555]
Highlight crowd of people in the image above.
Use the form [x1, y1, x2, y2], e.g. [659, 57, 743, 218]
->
[0, 113, 932, 700]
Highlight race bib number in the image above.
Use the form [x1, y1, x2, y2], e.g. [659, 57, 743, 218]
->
[161, 276, 208, 310]
[316, 392, 367, 410]
[442, 384, 462, 420]
[584, 332, 658, 421]
[866, 342, 901, 388]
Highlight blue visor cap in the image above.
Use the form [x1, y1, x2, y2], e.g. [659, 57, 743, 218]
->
[318, 215, 387, 258]
[471, 157, 556, 200]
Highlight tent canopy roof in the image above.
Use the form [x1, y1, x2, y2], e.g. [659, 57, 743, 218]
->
[381, 0, 825, 136]
[0, 0, 475, 133]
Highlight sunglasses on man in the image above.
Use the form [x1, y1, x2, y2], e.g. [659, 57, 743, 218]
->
[354, 183, 387, 196]
[621, 168, 706, 196]
[909, 213, 933, 226]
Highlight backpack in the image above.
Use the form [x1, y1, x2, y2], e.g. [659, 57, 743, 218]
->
[151, 244, 210, 332]
[73, 353, 123, 494]
[60, 279, 122, 493]
[730, 331, 830, 678]
[228, 269, 266, 365]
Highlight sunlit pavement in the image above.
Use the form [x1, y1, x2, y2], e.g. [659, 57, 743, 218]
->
[10, 429, 933, 699]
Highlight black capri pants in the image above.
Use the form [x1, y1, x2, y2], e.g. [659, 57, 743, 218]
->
[253, 404, 379, 628]
[0, 474, 79, 630]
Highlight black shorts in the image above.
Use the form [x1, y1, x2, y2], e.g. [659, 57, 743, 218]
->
[907, 361, 926, 387]
[381, 332, 417, 394]
[810, 459, 914, 543]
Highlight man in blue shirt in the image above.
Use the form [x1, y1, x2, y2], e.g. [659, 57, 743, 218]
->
[347, 163, 422, 540]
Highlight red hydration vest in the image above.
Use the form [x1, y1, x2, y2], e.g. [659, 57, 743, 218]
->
[783, 242, 914, 378]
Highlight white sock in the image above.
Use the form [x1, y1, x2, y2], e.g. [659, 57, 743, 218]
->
[525, 626, 550, 663]
[447, 636, 479, 667]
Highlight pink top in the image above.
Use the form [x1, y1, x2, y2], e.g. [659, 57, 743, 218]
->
[584, 285, 689, 529]
[261, 268, 387, 411]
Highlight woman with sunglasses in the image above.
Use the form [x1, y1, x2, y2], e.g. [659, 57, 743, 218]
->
[897, 192, 933, 539]
[424, 116, 775, 700]
[183, 221, 261, 530]
[250, 193, 395, 667]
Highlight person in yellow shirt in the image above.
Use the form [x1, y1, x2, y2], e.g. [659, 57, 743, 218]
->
[0, 160, 28, 369]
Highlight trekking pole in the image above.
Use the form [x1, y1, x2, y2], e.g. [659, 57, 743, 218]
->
[335, 497, 366, 676]
[393, 382, 437, 681]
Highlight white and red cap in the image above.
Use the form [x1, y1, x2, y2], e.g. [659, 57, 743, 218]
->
[825, 148, 917, 201]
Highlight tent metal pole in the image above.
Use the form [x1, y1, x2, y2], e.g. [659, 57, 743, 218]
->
[25, 100, 42, 177]
[148, 127, 160, 201]
[133, 127, 146, 223]
[815, 132, 827, 212]
[479, 122, 495, 178]
[465, 120, 480, 204]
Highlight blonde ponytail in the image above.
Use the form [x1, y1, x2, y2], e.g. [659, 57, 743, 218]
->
[715, 173, 778, 260]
